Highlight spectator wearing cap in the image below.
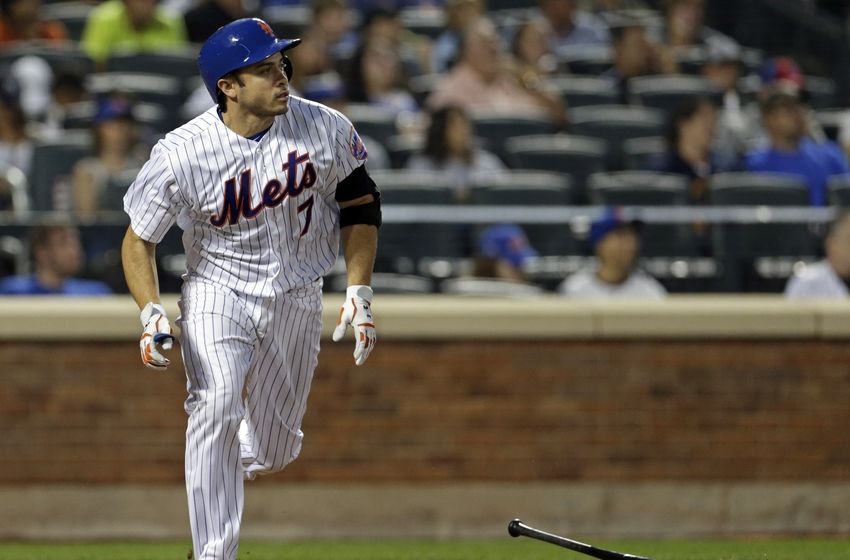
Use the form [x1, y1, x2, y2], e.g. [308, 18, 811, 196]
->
[0, 0, 67, 44]
[427, 17, 565, 124]
[785, 211, 850, 299]
[745, 90, 849, 207]
[406, 105, 505, 200]
[80, 0, 187, 66]
[71, 96, 149, 217]
[536, 0, 609, 55]
[432, 0, 484, 73]
[558, 209, 666, 298]
[473, 224, 538, 283]
[0, 224, 112, 296]
[701, 36, 747, 159]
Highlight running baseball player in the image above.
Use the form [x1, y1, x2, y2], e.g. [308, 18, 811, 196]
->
[120, 18, 380, 560]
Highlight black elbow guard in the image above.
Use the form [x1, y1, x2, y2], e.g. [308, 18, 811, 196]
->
[339, 193, 382, 228]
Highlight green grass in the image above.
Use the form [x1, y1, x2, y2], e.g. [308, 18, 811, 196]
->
[1, 539, 848, 560]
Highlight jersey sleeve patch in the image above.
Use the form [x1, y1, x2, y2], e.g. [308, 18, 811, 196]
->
[349, 127, 368, 161]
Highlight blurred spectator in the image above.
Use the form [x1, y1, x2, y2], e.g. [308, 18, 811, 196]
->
[745, 90, 849, 207]
[80, 0, 187, 65]
[558, 208, 666, 298]
[344, 37, 419, 115]
[785, 211, 850, 299]
[652, 95, 736, 204]
[537, 0, 609, 54]
[602, 16, 662, 104]
[305, 0, 357, 62]
[0, 0, 67, 44]
[71, 96, 148, 217]
[406, 105, 504, 200]
[660, 0, 706, 48]
[302, 71, 348, 112]
[0, 88, 33, 178]
[511, 18, 559, 81]
[579, 0, 646, 12]
[432, 0, 484, 73]
[39, 71, 88, 137]
[9, 55, 53, 120]
[360, 7, 432, 75]
[184, 0, 259, 44]
[472, 224, 538, 283]
[427, 17, 565, 123]
[0, 224, 112, 295]
[701, 36, 747, 159]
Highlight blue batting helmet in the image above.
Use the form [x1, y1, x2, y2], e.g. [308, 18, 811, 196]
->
[198, 18, 301, 102]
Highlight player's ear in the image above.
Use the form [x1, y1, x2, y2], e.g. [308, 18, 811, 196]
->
[217, 75, 239, 103]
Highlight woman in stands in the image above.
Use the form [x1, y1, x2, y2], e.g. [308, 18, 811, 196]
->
[344, 36, 419, 117]
[406, 105, 504, 201]
[71, 95, 148, 217]
[652, 95, 738, 205]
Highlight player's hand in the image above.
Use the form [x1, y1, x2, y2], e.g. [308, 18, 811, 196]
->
[332, 285, 376, 366]
[139, 302, 175, 370]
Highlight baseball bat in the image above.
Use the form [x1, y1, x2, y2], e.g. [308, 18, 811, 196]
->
[508, 519, 653, 560]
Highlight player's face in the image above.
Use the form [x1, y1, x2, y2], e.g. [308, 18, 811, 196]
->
[229, 52, 290, 117]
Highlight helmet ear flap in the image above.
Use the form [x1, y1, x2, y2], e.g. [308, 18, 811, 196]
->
[283, 55, 293, 80]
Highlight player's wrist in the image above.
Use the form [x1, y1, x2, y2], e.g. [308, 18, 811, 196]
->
[345, 285, 372, 302]
[140, 302, 168, 327]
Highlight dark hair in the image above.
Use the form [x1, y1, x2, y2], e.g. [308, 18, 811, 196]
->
[424, 105, 470, 165]
[344, 39, 404, 103]
[664, 95, 714, 148]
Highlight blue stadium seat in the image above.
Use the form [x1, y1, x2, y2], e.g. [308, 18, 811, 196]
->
[629, 75, 722, 112]
[28, 133, 92, 211]
[470, 111, 556, 165]
[569, 105, 665, 170]
[550, 75, 619, 108]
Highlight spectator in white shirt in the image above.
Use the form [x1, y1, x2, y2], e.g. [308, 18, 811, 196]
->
[559, 208, 667, 298]
[785, 211, 850, 299]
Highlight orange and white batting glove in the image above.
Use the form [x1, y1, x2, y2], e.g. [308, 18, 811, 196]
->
[332, 285, 376, 366]
[139, 302, 175, 370]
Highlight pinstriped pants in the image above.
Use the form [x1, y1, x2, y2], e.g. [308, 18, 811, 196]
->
[177, 280, 323, 560]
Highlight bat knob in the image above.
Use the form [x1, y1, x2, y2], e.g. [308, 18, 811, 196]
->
[508, 518, 522, 538]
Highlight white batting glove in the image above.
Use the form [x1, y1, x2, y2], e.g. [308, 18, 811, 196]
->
[332, 285, 376, 366]
[139, 302, 175, 370]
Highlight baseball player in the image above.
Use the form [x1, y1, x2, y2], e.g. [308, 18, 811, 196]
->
[120, 19, 380, 560]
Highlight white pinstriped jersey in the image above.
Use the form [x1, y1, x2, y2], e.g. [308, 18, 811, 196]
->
[124, 96, 368, 296]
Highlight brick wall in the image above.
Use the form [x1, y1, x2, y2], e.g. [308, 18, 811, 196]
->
[3, 339, 850, 484]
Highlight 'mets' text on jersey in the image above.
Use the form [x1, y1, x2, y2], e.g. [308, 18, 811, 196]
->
[124, 97, 368, 297]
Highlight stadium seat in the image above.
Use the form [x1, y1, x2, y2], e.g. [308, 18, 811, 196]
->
[588, 171, 689, 205]
[710, 172, 818, 291]
[28, 133, 92, 211]
[63, 99, 173, 134]
[440, 277, 544, 296]
[589, 171, 695, 256]
[105, 51, 199, 92]
[485, 0, 537, 11]
[99, 168, 142, 212]
[471, 171, 575, 255]
[569, 105, 665, 170]
[828, 174, 850, 206]
[399, 7, 445, 39]
[623, 136, 667, 170]
[470, 111, 556, 165]
[41, 2, 92, 41]
[549, 75, 618, 108]
[814, 109, 846, 143]
[87, 73, 184, 131]
[345, 104, 399, 144]
[503, 134, 605, 203]
[408, 74, 441, 107]
[709, 172, 810, 205]
[385, 135, 424, 169]
[629, 75, 722, 111]
[369, 171, 466, 270]
[0, 45, 93, 76]
[558, 44, 614, 75]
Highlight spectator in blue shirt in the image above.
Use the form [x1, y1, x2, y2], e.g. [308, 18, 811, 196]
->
[0, 224, 112, 295]
[745, 89, 850, 206]
[538, 0, 609, 55]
